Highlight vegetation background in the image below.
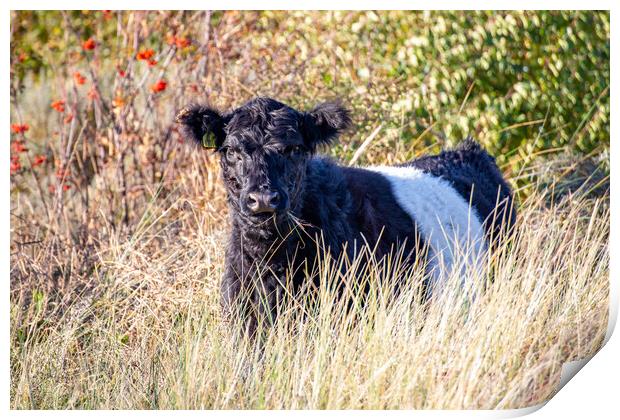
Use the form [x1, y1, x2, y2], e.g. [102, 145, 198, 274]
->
[10, 11, 609, 409]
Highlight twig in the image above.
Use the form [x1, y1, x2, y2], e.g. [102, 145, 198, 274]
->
[349, 123, 383, 166]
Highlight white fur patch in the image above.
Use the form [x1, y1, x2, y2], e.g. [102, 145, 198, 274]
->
[368, 165, 487, 293]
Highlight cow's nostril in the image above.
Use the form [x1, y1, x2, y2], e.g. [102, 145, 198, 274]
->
[268, 191, 280, 208]
[247, 193, 260, 212]
[247, 191, 279, 214]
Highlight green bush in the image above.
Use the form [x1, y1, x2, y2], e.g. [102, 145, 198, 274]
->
[259, 11, 610, 166]
[11, 11, 609, 177]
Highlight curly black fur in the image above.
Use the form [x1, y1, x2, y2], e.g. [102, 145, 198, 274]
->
[176, 97, 515, 334]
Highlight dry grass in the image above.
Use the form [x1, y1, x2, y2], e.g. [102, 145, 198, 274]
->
[10, 163, 609, 408]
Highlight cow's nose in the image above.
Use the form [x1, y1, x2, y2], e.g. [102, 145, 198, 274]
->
[247, 191, 280, 214]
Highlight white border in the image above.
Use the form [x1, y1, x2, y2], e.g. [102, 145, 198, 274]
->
[2, 1, 619, 10]
[3, 0, 614, 10]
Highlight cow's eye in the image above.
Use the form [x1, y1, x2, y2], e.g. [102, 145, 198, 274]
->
[225, 148, 241, 162]
[284, 145, 304, 156]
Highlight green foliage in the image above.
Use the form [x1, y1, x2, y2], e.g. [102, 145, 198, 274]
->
[256, 11, 610, 166]
[10, 10, 609, 176]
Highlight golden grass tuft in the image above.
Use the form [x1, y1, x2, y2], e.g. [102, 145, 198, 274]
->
[10, 167, 609, 409]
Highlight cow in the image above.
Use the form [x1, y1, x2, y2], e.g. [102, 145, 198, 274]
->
[176, 97, 515, 333]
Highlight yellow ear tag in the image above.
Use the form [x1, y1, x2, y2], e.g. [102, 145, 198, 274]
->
[202, 131, 217, 149]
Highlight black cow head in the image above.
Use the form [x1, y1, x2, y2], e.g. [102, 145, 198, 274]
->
[176, 97, 351, 226]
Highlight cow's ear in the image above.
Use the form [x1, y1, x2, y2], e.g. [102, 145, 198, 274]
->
[300, 101, 351, 150]
[175, 104, 226, 150]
